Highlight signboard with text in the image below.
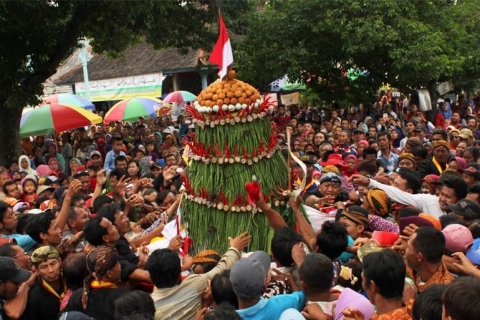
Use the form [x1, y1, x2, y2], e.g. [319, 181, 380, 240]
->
[75, 73, 163, 101]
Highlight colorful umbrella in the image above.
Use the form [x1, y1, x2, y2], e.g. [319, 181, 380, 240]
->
[103, 97, 162, 123]
[44, 94, 95, 110]
[20, 104, 102, 138]
[162, 91, 197, 103]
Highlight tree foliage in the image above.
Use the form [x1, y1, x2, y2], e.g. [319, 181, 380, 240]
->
[0, 0, 255, 163]
[237, 0, 480, 105]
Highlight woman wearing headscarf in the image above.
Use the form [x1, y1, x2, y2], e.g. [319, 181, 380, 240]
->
[153, 131, 163, 149]
[63, 246, 128, 320]
[103, 134, 113, 154]
[48, 157, 62, 177]
[36, 164, 51, 177]
[18, 155, 36, 175]
[342, 154, 358, 179]
[161, 134, 179, 159]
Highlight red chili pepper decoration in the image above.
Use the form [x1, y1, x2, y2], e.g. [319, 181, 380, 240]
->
[245, 175, 261, 205]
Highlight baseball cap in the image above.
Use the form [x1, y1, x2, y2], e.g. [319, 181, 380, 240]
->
[3, 197, 20, 207]
[230, 251, 271, 299]
[90, 151, 101, 158]
[459, 128, 473, 139]
[447, 199, 480, 218]
[0, 257, 32, 283]
[466, 238, 480, 265]
[44, 175, 58, 186]
[352, 127, 363, 134]
[36, 185, 55, 196]
[459, 165, 480, 181]
[442, 224, 474, 253]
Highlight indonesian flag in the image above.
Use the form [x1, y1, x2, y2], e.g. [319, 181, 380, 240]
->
[209, 14, 233, 79]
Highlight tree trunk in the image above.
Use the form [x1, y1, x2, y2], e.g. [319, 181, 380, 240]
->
[427, 81, 438, 123]
[0, 102, 22, 166]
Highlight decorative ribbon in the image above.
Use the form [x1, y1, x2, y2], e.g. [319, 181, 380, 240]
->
[90, 280, 117, 289]
[287, 129, 307, 199]
[432, 156, 446, 174]
[41, 278, 67, 300]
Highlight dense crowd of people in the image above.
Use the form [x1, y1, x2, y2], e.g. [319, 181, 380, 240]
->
[1, 92, 480, 320]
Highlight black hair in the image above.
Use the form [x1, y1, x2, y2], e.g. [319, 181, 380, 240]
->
[71, 193, 85, 206]
[412, 146, 428, 160]
[412, 284, 446, 320]
[2, 181, 17, 195]
[155, 190, 177, 205]
[439, 215, 468, 229]
[97, 203, 119, 225]
[114, 290, 156, 320]
[397, 168, 422, 194]
[299, 253, 333, 292]
[26, 210, 55, 243]
[316, 221, 348, 260]
[204, 302, 242, 320]
[0, 243, 17, 257]
[67, 207, 78, 228]
[16, 214, 34, 235]
[357, 160, 377, 175]
[442, 177, 468, 201]
[363, 250, 405, 300]
[397, 207, 421, 219]
[443, 277, 480, 320]
[271, 227, 303, 267]
[83, 215, 108, 246]
[336, 260, 363, 292]
[211, 270, 238, 309]
[0, 201, 8, 222]
[413, 227, 445, 264]
[464, 147, 480, 163]
[469, 220, 480, 239]
[127, 160, 141, 178]
[146, 249, 181, 289]
[376, 131, 391, 141]
[431, 129, 448, 140]
[63, 252, 88, 290]
[115, 155, 128, 166]
[362, 147, 377, 159]
[109, 168, 125, 181]
[112, 136, 123, 143]
[93, 195, 113, 213]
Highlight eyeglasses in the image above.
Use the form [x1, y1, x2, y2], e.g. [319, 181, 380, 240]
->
[13, 251, 28, 259]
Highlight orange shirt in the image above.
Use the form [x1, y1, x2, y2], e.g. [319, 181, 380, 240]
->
[372, 306, 412, 320]
[406, 262, 454, 293]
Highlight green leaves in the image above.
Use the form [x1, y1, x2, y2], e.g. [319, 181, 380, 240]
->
[236, 0, 480, 106]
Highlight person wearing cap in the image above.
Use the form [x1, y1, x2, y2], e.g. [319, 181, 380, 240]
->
[0, 257, 32, 318]
[422, 174, 440, 195]
[460, 164, 480, 186]
[459, 128, 474, 146]
[442, 224, 474, 255]
[231, 250, 306, 320]
[22, 246, 66, 320]
[397, 153, 416, 171]
[448, 199, 480, 225]
[294, 153, 319, 200]
[88, 150, 103, 169]
[305, 167, 349, 209]
[417, 140, 451, 178]
[63, 246, 127, 320]
[405, 227, 454, 293]
[148, 232, 251, 320]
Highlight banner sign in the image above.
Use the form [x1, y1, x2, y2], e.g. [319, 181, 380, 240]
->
[280, 92, 300, 106]
[75, 73, 163, 101]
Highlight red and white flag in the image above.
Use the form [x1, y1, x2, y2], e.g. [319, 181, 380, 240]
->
[209, 14, 233, 79]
